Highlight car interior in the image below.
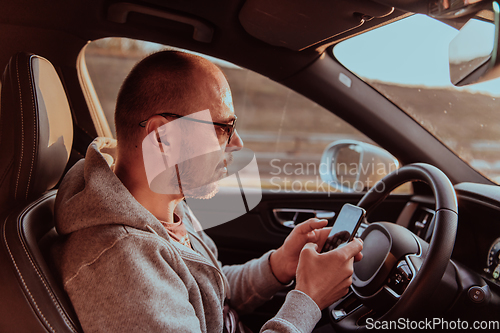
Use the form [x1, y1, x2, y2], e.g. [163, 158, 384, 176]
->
[0, 0, 499, 332]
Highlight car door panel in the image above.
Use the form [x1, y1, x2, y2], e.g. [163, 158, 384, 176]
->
[205, 190, 411, 265]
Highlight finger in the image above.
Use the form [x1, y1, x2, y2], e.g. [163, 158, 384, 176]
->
[336, 238, 363, 259]
[354, 251, 363, 262]
[296, 218, 328, 235]
[339, 274, 354, 289]
[315, 227, 332, 249]
[301, 242, 319, 255]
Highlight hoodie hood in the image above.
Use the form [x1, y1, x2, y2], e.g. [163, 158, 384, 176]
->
[55, 137, 160, 235]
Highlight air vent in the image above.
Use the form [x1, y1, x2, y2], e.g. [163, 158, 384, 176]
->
[411, 206, 435, 241]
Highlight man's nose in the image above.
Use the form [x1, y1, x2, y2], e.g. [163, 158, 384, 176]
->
[225, 130, 243, 152]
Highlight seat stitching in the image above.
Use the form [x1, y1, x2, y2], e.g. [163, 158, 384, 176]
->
[24, 55, 37, 200]
[24, 193, 80, 331]
[0, 158, 14, 188]
[18, 218, 79, 333]
[5, 193, 80, 333]
[18, 193, 80, 331]
[3, 215, 56, 333]
[14, 56, 25, 199]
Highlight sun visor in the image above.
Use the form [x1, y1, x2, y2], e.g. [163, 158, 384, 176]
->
[239, 0, 394, 50]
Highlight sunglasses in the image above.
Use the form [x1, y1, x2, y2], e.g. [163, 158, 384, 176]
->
[139, 112, 237, 144]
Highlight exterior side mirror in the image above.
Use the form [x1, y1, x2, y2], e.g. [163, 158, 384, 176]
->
[320, 140, 399, 193]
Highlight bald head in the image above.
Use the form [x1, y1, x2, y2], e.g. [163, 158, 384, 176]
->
[114, 50, 233, 148]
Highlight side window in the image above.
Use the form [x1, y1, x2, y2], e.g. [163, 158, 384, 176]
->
[83, 38, 394, 194]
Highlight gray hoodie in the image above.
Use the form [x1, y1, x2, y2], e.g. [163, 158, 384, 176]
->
[52, 138, 321, 332]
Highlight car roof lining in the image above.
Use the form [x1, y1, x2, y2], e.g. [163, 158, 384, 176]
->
[238, 0, 396, 51]
[0, 0, 408, 81]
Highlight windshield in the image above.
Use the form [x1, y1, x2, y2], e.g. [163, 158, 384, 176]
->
[334, 14, 500, 184]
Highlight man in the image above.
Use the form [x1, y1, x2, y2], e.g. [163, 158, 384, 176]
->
[53, 50, 363, 332]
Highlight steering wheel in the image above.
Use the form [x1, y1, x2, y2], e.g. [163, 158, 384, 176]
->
[331, 163, 458, 332]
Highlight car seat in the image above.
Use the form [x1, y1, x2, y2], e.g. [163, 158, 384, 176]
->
[0, 52, 83, 332]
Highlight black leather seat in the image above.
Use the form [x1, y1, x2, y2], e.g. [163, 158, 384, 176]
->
[0, 53, 82, 332]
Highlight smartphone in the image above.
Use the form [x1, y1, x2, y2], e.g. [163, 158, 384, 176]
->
[321, 203, 366, 252]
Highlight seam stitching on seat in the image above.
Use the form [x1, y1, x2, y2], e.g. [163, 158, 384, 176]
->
[64, 233, 131, 287]
[0, 158, 14, 188]
[3, 215, 56, 333]
[14, 56, 25, 199]
[17, 203, 79, 332]
[25, 55, 37, 200]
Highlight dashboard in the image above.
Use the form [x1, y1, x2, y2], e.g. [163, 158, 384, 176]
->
[453, 183, 500, 289]
[394, 182, 500, 306]
[338, 181, 500, 323]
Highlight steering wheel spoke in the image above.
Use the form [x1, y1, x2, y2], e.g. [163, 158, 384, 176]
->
[329, 287, 398, 328]
[385, 258, 416, 297]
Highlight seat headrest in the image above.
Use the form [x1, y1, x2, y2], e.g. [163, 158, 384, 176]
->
[0, 53, 73, 208]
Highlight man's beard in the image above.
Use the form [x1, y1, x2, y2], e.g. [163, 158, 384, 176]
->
[183, 181, 219, 199]
[179, 152, 234, 199]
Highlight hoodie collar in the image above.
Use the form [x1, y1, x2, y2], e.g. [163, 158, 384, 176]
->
[55, 138, 164, 236]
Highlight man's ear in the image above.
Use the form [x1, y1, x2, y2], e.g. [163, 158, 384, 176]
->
[144, 115, 168, 136]
[144, 115, 170, 148]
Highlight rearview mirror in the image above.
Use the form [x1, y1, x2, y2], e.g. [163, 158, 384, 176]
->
[429, 0, 492, 19]
[320, 140, 399, 193]
[449, 2, 500, 86]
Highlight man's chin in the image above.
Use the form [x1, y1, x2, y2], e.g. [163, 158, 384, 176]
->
[184, 182, 220, 200]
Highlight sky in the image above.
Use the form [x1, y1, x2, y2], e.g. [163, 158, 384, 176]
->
[333, 14, 500, 96]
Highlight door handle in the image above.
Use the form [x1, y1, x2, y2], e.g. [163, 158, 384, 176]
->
[272, 208, 336, 228]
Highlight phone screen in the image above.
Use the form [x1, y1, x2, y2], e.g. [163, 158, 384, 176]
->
[321, 204, 366, 252]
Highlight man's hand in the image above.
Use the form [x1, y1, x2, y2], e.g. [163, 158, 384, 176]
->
[295, 239, 363, 310]
[269, 218, 331, 284]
